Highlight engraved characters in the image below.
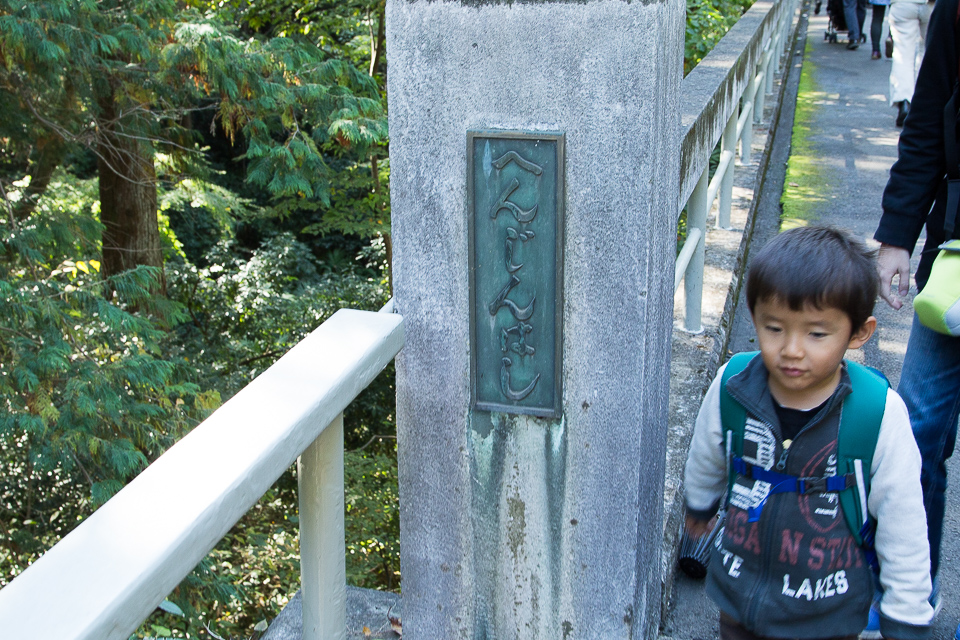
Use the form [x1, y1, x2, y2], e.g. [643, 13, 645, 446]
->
[488, 149, 543, 402]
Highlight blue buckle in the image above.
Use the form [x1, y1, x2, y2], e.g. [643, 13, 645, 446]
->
[733, 457, 852, 522]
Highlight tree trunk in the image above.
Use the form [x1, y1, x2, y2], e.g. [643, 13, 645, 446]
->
[13, 137, 65, 221]
[370, 154, 392, 295]
[96, 93, 164, 290]
[369, 1, 386, 78]
[368, 13, 390, 295]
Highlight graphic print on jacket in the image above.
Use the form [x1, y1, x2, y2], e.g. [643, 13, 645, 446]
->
[708, 415, 875, 638]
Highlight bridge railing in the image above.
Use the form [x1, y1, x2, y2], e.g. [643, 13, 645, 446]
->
[675, 0, 801, 332]
[0, 306, 404, 640]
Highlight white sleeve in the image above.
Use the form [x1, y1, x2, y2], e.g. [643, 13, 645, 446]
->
[869, 389, 934, 628]
[683, 367, 729, 514]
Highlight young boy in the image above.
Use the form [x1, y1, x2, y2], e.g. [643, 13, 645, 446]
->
[684, 226, 933, 640]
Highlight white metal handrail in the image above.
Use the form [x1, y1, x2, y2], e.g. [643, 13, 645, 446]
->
[675, 0, 801, 332]
[0, 308, 404, 640]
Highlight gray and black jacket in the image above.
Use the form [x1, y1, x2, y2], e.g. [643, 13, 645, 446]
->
[684, 358, 933, 639]
[876, 0, 960, 287]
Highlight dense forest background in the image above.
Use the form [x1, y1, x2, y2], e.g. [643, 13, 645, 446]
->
[0, 0, 752, 637]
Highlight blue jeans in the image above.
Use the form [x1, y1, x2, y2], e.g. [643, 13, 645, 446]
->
[898, 314, 960, 578]
[843, 0, 867, 42]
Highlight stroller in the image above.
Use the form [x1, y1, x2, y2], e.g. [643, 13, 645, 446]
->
[817, 0, 867, 44]
[821, 0, 847, 43]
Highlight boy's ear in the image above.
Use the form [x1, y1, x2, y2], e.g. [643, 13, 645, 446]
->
[848, 316, 877, 349]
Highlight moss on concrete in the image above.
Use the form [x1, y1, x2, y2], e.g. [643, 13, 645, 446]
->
[781, 38, 826, 229]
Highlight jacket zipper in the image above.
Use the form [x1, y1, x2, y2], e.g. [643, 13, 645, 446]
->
[742, 416, 780, 630]
[726, 383, 826, 630]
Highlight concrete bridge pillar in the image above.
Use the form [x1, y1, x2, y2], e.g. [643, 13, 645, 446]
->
[387, 1, 684, 637]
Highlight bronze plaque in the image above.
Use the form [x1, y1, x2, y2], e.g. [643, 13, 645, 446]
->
[468, 131, 564, 418]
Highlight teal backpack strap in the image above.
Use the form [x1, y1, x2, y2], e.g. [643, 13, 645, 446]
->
[720, 351, 760, 496]
[837, 360, 889, 548]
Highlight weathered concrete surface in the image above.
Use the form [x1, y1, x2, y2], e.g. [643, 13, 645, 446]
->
[387, 0, 684, 638]
[262, 587, 401, 640]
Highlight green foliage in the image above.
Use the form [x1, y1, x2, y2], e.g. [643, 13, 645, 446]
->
[297, 157, 390, 239]
[685, 0, 755, 74]
[177, 0, 392, 246]
[134, 438, 400, 639]
[163, 21, 387, 203]
[344, 441, 400, 590]
[130, 229, 394, 639]
[0, 172, 212, 583]
[1, 167, 398, 638]
[0, 0, 388, 241]
[186, 0, 385, 75]
[782, 39, 827, 225]
[151, 477, 302, 638]
[164, 231, 389, 396]
[0, 0, 180, 152]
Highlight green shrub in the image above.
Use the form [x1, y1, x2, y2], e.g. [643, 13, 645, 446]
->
[685, 0, 756, 74]
[0, 172, 212, 585]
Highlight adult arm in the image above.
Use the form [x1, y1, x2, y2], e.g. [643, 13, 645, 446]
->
[876, 0, 959, 302]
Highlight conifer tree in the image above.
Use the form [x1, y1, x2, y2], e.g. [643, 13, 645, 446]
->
[0, 0, 386, 279]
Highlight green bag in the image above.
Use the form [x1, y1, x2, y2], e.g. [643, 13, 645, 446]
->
[914, 240, 960, 336]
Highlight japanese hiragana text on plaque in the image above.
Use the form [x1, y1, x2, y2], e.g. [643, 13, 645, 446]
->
[468, 131, 564, 418]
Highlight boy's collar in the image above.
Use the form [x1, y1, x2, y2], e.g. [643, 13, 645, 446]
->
[726, 355, 852, 429]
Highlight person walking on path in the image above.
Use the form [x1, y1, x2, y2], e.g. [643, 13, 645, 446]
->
[869, 0, 891, 59]
[887, 0, 933, 124]
[844, 0, 868, 48]
[876, 0, 959, 624]
[685, 226, 933, 640]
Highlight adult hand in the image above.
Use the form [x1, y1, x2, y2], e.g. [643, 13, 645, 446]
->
[877, 243, 912, 310]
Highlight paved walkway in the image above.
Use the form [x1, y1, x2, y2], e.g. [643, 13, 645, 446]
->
[662, 5, 960, 639]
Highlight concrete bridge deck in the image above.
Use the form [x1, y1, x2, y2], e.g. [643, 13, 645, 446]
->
[662, 5, 960, 640]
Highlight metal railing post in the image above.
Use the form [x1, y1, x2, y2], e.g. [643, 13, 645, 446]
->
[738, 96, 755, 165]
[683, 167, 710, 332]
[780, 5, 792, 67]
[299, 414, 346, 640]
[717, 108, 739, 230]
[765, 31, 779, 94]
[749, 69, 762, 125]
[754, 60, 767, 124]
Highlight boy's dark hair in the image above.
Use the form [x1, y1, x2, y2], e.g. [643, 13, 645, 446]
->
[746, 225, 878, 332]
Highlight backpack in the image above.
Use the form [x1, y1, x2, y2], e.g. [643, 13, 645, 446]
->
[719, 352, 889, 557]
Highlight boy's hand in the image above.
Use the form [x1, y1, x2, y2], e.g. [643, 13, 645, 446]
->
[685, 513, 716, 538]
[877, 244, 911, 310]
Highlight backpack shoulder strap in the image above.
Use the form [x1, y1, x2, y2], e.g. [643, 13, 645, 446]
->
[720, 351, 760, 494]
[837, 361, 889, 546]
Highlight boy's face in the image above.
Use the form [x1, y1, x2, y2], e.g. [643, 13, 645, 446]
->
[752, 297, 876, 410]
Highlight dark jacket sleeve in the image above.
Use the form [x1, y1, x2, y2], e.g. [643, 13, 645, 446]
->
[877, 0, 960, 254]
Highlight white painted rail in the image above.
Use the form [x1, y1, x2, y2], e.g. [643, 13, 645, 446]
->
[675, 0, 801, 332]
[0, 308, 404, 640]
